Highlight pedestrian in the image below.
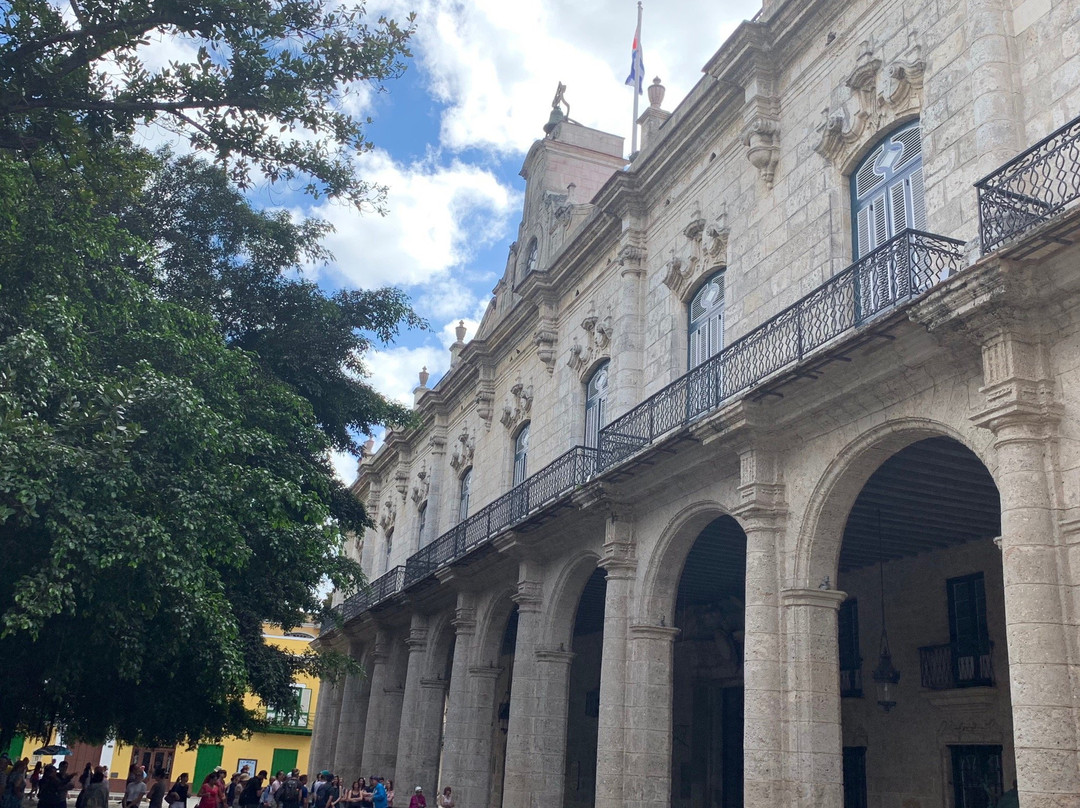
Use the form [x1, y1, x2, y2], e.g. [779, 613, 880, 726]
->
[30, 763, 42, 797]
[436, 788, 452, 808]
[2, 758, 28, 808]
[384, 782, 393, 808]
[238, 773, 262, 808]
[123, 769, 148, 808]
[147, 769, 169, 808]
[167, 773, 190, 808]
[369, 779, 386, 808]
[274, 770, 301, 808]
[322, 778, 340, 808]
[311, 775, 332, 808]
[37, 766, 65, 808]
[197, 773, 220, 808]
[83, 771, 110, 808]
[356, 780, 371, 808]
[407, 788, 424, 808]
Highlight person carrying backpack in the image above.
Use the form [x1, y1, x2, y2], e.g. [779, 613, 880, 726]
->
[275, 771, 302, 808]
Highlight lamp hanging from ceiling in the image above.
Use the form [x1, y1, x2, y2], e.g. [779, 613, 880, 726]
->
[871, 509, 901, 711]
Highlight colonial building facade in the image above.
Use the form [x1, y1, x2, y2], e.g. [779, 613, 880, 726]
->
[310, 0, 1080, 805]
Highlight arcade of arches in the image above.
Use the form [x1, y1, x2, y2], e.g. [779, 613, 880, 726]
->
[312, 417, 1080, 808]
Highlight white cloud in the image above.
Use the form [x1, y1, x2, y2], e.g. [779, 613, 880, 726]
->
[364, 343, 451, 407]
[331, 450, 361, 486]
[304, 149, 518, 295]
[378, 0, 762, 155]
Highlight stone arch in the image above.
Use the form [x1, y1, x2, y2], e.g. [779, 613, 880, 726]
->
[793, 417, 997, 590]
[542, 549, 602, 650]
[637, 499, 737, 625]
[471, 586, 518, 668]
[424, 609, 457, 680]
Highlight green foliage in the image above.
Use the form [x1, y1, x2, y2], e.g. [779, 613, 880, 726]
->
[0, 0, 415, 208]
[0, 150, 367, 747]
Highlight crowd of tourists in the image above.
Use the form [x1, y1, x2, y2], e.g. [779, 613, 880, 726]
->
[2, 757, 454, 808]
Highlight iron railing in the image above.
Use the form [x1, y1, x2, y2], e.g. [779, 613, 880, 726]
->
[403, 446, 597, 587]
[597, 229, 965, 470]
[919, 642, 995, 690]
[325, 229, 964, 633]
[976, 112, 1080, 253]
[840, 667, 863, 698]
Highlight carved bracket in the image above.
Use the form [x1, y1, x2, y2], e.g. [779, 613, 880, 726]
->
[533, 292, 559, 374]
[379, 497, 397, 533]
[410, 463, 429, 505]
[662, 205, 729, 299]
[814, 38, 925, 167]
[500, 377, 533, 431]
[450, 426, 476, 473]
[567, 308, 613, 379]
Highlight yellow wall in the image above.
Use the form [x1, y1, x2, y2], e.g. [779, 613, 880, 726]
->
[114, 624, 323, 782]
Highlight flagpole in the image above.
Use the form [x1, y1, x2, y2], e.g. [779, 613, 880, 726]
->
[631, 1, 642, 155]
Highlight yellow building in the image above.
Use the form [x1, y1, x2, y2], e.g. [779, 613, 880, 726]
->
[111, 623, 323, 789]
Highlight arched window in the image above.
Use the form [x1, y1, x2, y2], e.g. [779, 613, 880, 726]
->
[384, 528, 393, 573]
[851, 121, 926, 259]
[513, 423, 530, 486]
[417, 501, 427, 546]
[688, 270, 725, 369]
[524, 238, 539, 275]
[459, 468, 472, 522]
[584, 361, 610, 448]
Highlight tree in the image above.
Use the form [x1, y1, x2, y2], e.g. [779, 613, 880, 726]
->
[0, 147, 369, 749]
[122, 153, 425, 454]
[0, 0, 414, 208]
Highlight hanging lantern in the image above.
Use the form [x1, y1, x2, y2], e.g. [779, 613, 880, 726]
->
[873, 509, 901, 711]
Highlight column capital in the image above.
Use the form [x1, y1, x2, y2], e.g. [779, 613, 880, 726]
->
[452, 606, 477, 636]
[512, 579, 543, 612]
[780, 587, 847, 610]
[629, 624, 680, 642]
[406, 625, 428, 653]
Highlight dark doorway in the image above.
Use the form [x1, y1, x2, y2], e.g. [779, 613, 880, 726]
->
[563, 568, 606, 808]
[671, 515, 746, 808]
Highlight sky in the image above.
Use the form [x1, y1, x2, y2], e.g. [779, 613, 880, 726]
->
[141, 0, 764, 484]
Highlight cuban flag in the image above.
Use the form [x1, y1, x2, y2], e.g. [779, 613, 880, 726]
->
[625, 17, 644, 94]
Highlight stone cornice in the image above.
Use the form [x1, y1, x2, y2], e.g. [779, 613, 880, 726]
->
[780, 588, 847, 610]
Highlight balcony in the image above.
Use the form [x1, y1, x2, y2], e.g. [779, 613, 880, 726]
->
[976, 112, 1080, 254]
[919, 642, 995, 690]
[322, 229, 965, 634]
[263, 708, 314, 735]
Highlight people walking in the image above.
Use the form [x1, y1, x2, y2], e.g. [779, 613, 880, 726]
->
[38, 766, 66, 808]
[83, 770, 109, 808]
[29, 763, 42, 798]
[167, 773, 189, 808]
[273, 770, 302, 808]
[238, 772, 263, 808]
[2, 758, 28, 808]
[406, 787, 423, 808]
[436, 788, 452, 808]
[123, 769, 148, 808]
[146, 768, 168, 808]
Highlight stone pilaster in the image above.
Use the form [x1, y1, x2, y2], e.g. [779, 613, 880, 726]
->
[622, 624, 679, 808]
[966, 0, 1020, 179]
[439, 596, 485, 806]
[780, 588, 846, 808]
[332, 639, 371, 777]
[395, 616, 438, 792]
[609, 210, 646, 418]
[360, 629, 407, 780]
[500, 566, 545, 808]
[971, 327, 1080, 806]
[310, 674, 345, 774]
[595, 511, 636, 808]
[732, 445, 786, 808]
[532, 648, 575, 803]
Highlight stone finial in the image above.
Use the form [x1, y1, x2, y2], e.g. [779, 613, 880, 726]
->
[362, 436, 376, 457]
[455, 320, 467, 342]
[451, 321, 468, 368]
[418, 366, 430, 388]
[648, 77, 665, 108]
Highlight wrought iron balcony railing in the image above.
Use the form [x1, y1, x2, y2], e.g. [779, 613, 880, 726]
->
[404, 445, 597, 587]
[597, 229, 965, 470]
[324, 229, 964, 632]
[976, 112, 1080, 253]
[840, 666, 863, 698]
[919, 642, 995, 690]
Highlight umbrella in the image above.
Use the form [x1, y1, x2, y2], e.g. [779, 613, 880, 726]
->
[33, 745, 72, 756]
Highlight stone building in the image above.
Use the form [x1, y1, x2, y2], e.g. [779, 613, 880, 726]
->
[309, 0, 1080, 804]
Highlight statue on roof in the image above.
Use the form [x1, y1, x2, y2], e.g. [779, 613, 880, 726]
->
[544, 82, 575, 135]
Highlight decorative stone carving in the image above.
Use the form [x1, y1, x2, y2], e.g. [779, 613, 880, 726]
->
[500, 378, 533, 431]
[450, 426, 475, 473]
[662, 205, 729, 300]
[567, 307, 613, 379]
[740, 54, 781, 188]
[814, 38, 926, 167]
[394, 467, 408, 501]
[410, 464, 429, 505]
[379, 497, 397, 532]
[533, 291, 559, 374]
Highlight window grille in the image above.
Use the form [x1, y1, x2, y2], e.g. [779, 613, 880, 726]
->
[852, 122, 926, 259]
[688, 270, 725, 369]
[584, 361, 610, 448]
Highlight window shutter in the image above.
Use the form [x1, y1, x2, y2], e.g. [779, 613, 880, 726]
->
[890, 182, 909, 233]
[873, 195, 888, 249]
[909, 167, 926, 231]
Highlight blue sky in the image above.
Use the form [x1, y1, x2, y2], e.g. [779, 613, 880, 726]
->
[135, 0, 762, 482]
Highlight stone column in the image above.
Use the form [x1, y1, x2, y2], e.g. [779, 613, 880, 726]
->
[500, 567, 545, 808]
[360, 629, 407, 780]
[395, 615, 449, 795]
[733, 446, 786, 808]
[966, 0, 1020, 180]
[622, 624, 679, 808]
[972, 329, 1080, 805]
[322, 676, 347, 773]
[333, 639, 371, 776]
[309, 674, 343, 774]
[532, 648, 575, 804]
[780, 588, 845, 808]
[594, 520, 635, 808]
